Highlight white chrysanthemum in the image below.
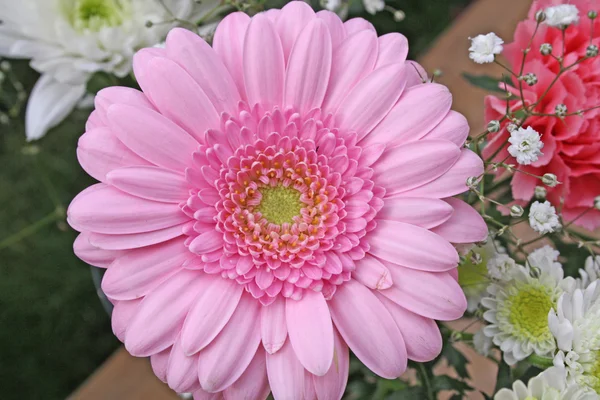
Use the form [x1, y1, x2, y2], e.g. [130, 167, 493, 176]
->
[482, 248, 570, 365]
[363, 0, 385, 15]
[508, 126, 544, 165]
[495, 366, 599, 400]
[474, 328, 494, 357]
[545, 4, 580, 28]
[458, 240, 507, 312]
[579, 256, 600, 289]
[549, 282, 600, 393]
[469, 32, 504, 64]
[0, 0, 219, 140]
[529, 201, 561, 234]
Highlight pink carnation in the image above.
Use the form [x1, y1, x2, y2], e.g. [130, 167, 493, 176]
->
[484, 0, 600, 230]
[69, 2, 486, 398]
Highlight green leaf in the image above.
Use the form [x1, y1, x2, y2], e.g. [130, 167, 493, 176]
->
[385, 386, 426, 400]
[494, 360, 513, 393]
[462, 72, 513, 93]
[86, 71, 117, 95]
[443, 344, 470, 378]
[432, 375, 471, 393]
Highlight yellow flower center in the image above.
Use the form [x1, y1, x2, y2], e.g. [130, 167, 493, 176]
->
[255, 185, 303, 225]
[63, 0, 128, 31]
[505, 282, 555, 342]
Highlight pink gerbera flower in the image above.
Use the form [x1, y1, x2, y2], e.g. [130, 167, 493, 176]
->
[69, 2, 487, 399]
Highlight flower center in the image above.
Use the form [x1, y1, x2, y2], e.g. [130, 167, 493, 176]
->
[506, 283, 555, 342]
[63, 0, 127, 31]
[255, 185, 303, 225]
[584, 350, 600, 392]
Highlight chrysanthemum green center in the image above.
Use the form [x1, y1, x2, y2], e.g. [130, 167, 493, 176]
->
[63, 0, 127, 31]
[585, 350, 600, 392]
[255, 185, 303, 225]
[506, 283, 555, 342]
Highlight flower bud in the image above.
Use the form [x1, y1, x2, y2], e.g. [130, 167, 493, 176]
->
[466, 176, 478, 188]
[470, 252, 483, 265]
[510, 205, 524, 217]
[487, 120, 500, 133]
[393, 10, 405, 21]
[507, 123, 518, 133]
[523, 72, 538, 86]
[595, 196, 600, 210]
[589, 10, 598, 19]
[587, 44, 599, 57]
[535, 10, 546, 23]
[555, 103, 567, 117]
[542, 173, 559, 187]
[535, 186, 547, 199]
[540, 43, 553, 55]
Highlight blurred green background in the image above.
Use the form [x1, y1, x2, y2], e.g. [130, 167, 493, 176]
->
[0, 1, 471, 399]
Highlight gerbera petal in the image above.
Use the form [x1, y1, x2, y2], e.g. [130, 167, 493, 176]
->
[313, 328, 349, 400]
[181, 275, 244, 355]
[266, 339, 306, 399]
[224, 347, 270, 400]
[344, 18, 375, 35]
[353, 254, 393, 289]
[422, 110, 469, 147]
[124, 269, 203, 357]
[369, 220, 458, 272]
[165, 28, 241, 114]
[379, 264, 467, 321]
[374, 33, 408, 69]
[286, 291, 334, 376]
[377, 197, 454, 229]
[372, 139, 461, 195]
[316, 10, 346, 48]
[329, 280, 407, 379]
[243, 14, 285, 109]
[377, 294, 443, 362]
[167, 336, 201, 393]
[107, 104, 198, 173]
[213, 12, 250, 100]
[151, 349, 171, 383]
[111, 299, 142, 342]
[94, 86, 155, 126]
[107, 166, 189, 203]
[101, 238, 191, 301]
[336, 63, 407, 140]
[431, 198, 488, 243]
[284, 19, 332, 115]
[261, 296, 288, 354]
[88, 222, 189, 251]
[275, 1, 316, 61]
[362, 83, 452, 147]
[73, 232, 125, 267]
[197, 293, 261, 393]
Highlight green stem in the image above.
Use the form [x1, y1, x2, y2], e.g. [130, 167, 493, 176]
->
[0, 209, 63, 252]
[417, 363, 435, 400]
[527, 354, 554, 369]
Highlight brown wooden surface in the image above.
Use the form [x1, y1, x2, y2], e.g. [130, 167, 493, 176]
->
[70, 0, 532, 398]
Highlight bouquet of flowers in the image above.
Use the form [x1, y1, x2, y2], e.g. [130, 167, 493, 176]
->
[3, 0, 600, 399]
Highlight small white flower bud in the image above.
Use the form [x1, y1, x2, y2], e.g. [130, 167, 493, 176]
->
[589, 10, 598, 19]
[595, 196, 600, 210]
[510, 205, 524, 218]
[540, 43, 553, 55]
[535, 10, 546, 23]
[466, 176, 479, 188]
[487, 120, 500, 133]
[393, 10, 405, 21]
[470, 252, 483, 265]
[555, 103, 567, 117]
[0, 61, 10, 72]
[507, 123, 518, 133]
[535, 186, 547, 199]
[587, 44, 598, 57]
[523, 72, 538, 86]
[542, 173, 559, 187]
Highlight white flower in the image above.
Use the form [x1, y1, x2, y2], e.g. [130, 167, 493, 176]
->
[529, 201, 561, 234]
[579, 256, 600, 289]
[528, 245, 561, 271]
[545, 4, 580, 28]
[322, 0, 342, 11]
[508, 126, 544, 165]
[363, 0, 385, 15]
[469, 32, 504, 64]
[549, 282, 600, 393]
[0, 0, 219, 140]
[474, 329, 494, 357]
[481, 254, 568, 365]
[487, 253, 518, 281]
[494, 366, 598, 400]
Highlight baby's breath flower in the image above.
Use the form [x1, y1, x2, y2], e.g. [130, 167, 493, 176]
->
[544, 4, 580, 28]
[469, 33, 504, 64]
[535, 186, 547, 199]
[510, 204, 524, 217]
[487, 119, 500, 133]
[587, 44, 599, 57]
[556, 103, 568, 117]
[540, 43, 553, 55]
[589, 10, 598, 19]
[523, 72, 538, 86]
[508, 126, 544, 165]
[529, 201, 561, 234]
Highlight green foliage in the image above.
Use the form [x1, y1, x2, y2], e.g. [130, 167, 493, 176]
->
[462, 72, 513, 93]
[494, 360, 513, 392]
[442, 341, 471, 379]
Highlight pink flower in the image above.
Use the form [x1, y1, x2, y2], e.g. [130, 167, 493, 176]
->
[483, 0, 600, 230]
[69, 3, 486, 398]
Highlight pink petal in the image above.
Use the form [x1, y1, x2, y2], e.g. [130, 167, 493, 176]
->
[86, 110, 104, 131]
[284, 19, 332, 115]
[181, 275, 244, 355]
[197, 293, 261, 393]
[313, 328, 349, 400]
[111, 298, 142, 342]
[353, 254, 393, 290]
[189, 229, 222, 255]
[373, 140, 461, 195]
[68, 184, 188, 234]
[379, 264, 467, 321]
[243, 14, 285, 109]
[224, 347, 270, 400]
[376, 294, 442, 362]
[138, 57, 219, 143]
[77, 127, 150, 182]
[344, 18, 375, 35]
[431, 198, 487, 244]
[151, 349, 171, 383]
[336, 63, 407, 140]
[374, 33, 408, 69]
[321, 30, 378, 114]
[362, 83, 452, 147]
[404, 61, 428, 88]
[124, 269, 203, 357]
[165, 28, 241, 114]
[369, 220, 458, 271]
[94, 86, 154, 125]
[167, 336, 201, 393]
[400, 149, 483, 198]
[73, 232, 125, 267]
[377, 197, 454, 229]
[88, 222, 188, 251]
[266, 339, 306, 399]
[422, 110, 469, 147]
[286, 291, 334, 376]
[329, 280, 407, 379]
[107, 104, 198, 173]
[213, 12, 250, 100]
[101, 238, 190, 301]
[107, 166, 189, 203]
[316, 10, 346, 48]
[261, 296, 288, 354]
[275, 1, 316, 61]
